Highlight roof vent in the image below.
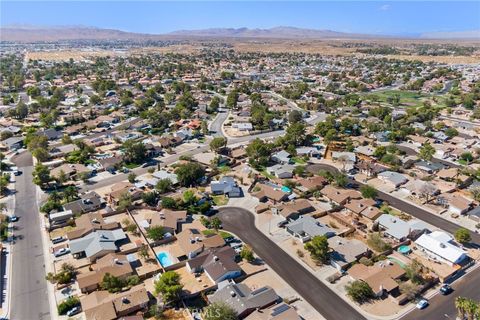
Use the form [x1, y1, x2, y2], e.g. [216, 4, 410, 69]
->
[230, 291, 236, 297]
[122, 297, 130, 304]
[213, 256, 219, 261]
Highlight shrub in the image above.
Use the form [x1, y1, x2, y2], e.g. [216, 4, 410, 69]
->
[367, 233, 391, 252]
[359, 257, 374, 266]
[345, 280, 375, 303]
[57, 296, 80, 315]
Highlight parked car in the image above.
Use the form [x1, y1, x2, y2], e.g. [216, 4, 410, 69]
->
[13, 170, 22, 176]
[66, 307, 80, 316]
[230, 243, 242, 250]
[277, 220, 288, 228]
[416, 299, 429, 310]
[9, 216, 19, 222]
[51, 236, 66, 244]
[440, 284, 453, 295]
[54, 248, 70, 257]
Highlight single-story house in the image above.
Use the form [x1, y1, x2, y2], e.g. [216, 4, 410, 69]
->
[378, 171, 408, 188]
[271, 150, 292, 165]
[286, 216, 335, 243]
[376, 214, 429, 241]
[49, 210, 74, 225]
[415, 231, 468, 266]
[266, 164, 295, 179]
[63, 192, 104, 215]
[209, 280, 280, 319]
[328, 236, 370, 271]
[1, 136, 24, 151]
[211, 176, 242, 197]
[69, 229, 127, 262]
[186, 246, 241, 284]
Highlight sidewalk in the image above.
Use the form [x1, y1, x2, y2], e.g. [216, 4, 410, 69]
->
[0, 170, 15, 319]
[36, 186, 60, 320]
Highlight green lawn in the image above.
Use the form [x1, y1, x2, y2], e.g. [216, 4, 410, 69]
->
[292, 157, 307, 164]
[124, 163, 140, 169]
[201, 229, 232, 239]
[260, 168, 275, 180]
[212, 195, 229, 206]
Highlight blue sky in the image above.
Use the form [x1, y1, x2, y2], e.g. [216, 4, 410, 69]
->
[1, 1, 479, 35]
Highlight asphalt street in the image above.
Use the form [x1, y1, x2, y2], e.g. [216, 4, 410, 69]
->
[403, 266, 480, 320]
[305, 163, 480, 244]
[11, 152, 50, 320]
[306, 162, 480, 319]
[217, 207, 367, 320]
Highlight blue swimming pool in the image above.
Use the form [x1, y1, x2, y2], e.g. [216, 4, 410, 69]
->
[156, 251, 173, 267]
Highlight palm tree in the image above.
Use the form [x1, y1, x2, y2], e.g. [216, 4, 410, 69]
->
[455, 296, 467, 320]
[465, 299, 478, 320]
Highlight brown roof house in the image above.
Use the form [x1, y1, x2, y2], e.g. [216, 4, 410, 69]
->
[67, 213, 119, 240]
[77, 253, 133, 293]
[245, 303, 301, 320]
[209, 281, 280, 319]
[82, 286, 149, 320]
[51, 163, 91, 180]
[321, 185, 361, 205]
[328, 236, 370, 271]
[344, 198, 382, 221]
[253, 184, 289, 203]
[176, 228, 225, 259]
[186, 246, 242, 284]
[138, 209, 187, 235]
[272, 199, 315, 220]
[348, 261, 406, 297]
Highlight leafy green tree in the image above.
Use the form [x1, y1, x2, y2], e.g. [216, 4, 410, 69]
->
[203, 302, 238, 320]
[154, 271, 183, 303]
[240, 245, 255, 262]
[32, 163, 51, 188]
[460, 152, 474, 163]
[155, 178, 172, 194]
[418, 142, 435, 161]
[445, 127, 459, 138]
[175, 162, 205, 187]
[208, 96, 220, 114]
[455, 227, 471, 244]
[142, 192, 158, 206]
[210, 217, 222, 231]
[57, 296, 80, 315]
[123, 140, 147, 164]
[128, 173, 137, 183]
[404, 259, 425, 284]
[210, 137, 227, 153]
[147, 226, 165, 241]
[304, 235, 329, 264]
[226, 90, 238, 109]
[288, 110, 303, 124]
[100, 273, 124, 293]
[360, 185, 377, 199]
[161, 197, 177, 209]
[117, 193, 132, 211]
[345, 280, 375, 303]
[246, 138, 273, 168]
[334, 173, 348, 188]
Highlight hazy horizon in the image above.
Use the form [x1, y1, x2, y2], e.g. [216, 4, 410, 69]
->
[1, 1, 480, 37]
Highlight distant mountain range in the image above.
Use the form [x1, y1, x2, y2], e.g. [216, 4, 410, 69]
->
[167, 26, 377, 39]
[1, 25, 479, 42]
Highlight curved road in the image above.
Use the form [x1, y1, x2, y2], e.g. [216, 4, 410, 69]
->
[217, 207, 366, 320]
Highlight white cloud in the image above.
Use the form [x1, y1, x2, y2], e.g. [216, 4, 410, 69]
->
[379, 4, 391, 11]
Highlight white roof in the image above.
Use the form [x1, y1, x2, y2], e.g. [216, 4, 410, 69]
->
[415, 231, 468, 264]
